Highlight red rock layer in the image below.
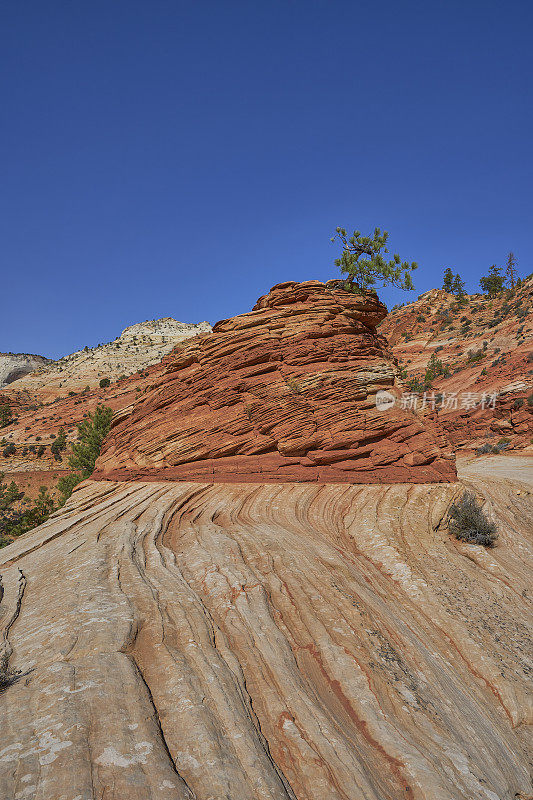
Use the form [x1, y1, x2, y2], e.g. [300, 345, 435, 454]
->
[94, 281, 456, 484]
[379, 275, 533, 451]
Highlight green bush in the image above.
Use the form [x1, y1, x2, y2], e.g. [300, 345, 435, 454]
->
[0, 404, 13, 429]
[466, 348, 484, 364]
[528, 394, 533, 407]
[99, 377, 111, 388]
[447, 492, 498, 547]
[50, 428, 67, 461]
[57, 405, 113, 505]
[0, 476, 56, 546]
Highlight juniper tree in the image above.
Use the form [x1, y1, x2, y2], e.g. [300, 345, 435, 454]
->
[331, 227, 417, 293]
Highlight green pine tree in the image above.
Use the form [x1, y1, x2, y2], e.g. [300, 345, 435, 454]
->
[452, 273, 467, 302]
[479, 265, 505, 297]
[331, 227, 417, 293]
[57, 405, 113, 505]
[51, 427, 67, 460]
[442, 268, 454, 292]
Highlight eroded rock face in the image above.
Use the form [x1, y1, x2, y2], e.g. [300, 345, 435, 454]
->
[379, 275, 533, 452]
[94, 281, 456, 483]
[0, 353, 50, 388]
[0, 459, 531, 799]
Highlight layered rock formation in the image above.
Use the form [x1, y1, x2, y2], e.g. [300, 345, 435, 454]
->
[0, 353, 50, 388]
[0, 318, 212, 501]
[6, 317, 212, 400]
[0, 458, 531, 799]
[380, 275, 533, 451]
[95, 281, 456, 484]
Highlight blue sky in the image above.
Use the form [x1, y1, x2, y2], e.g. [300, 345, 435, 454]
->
[1, 0, 532, 359]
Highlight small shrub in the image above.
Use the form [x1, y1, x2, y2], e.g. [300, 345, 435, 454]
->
[527, 352, 533, 363]
[0, 652, 21, 692]
[528, 394, 533, 407]
[476, 443, 493, 454]
[447, 491, 498, 547]
[99, 377, 111, 388]
[406, 377, 426, 393]
[466, 348, 484, 364]
[513, 399, 524, 410]
[2, 444, 15, 457]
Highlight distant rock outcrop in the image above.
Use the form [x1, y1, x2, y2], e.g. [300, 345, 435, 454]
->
[0, 318, 212, 497]
[95, 281, 456, 483]
[5, 317, 212, 399]
[0, 352, 50, 388]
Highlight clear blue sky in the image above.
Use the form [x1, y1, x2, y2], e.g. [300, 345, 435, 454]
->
[2, 0, 532, 359]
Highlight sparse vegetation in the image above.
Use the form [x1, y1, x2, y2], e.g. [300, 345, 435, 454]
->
[447, 491, 498, 547]
[424, 353, 450, 387]
[0, 404, 14, 429]
[0, 475, 56, 547]
[466, 348, 485, 364]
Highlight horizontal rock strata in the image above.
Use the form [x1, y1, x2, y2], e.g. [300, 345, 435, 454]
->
[94, 281, 456, 483]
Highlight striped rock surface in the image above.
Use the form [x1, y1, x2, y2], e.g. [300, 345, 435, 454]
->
[0, 457, 531, 799]
[94, 281, 456, 485]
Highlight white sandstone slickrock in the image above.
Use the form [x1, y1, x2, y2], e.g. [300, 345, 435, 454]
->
[0, 458, 531, 799]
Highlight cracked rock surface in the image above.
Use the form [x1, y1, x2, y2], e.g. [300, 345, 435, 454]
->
[0, 457, 531, 799]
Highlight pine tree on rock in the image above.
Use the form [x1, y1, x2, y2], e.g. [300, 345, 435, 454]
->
[479, 265, 505, 297]
[442, 268, 454, 292]
[331, 227, 417, 293]
[452, 273, 467, 302]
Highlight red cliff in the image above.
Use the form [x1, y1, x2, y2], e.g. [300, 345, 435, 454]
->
[94, 281, 456, 483]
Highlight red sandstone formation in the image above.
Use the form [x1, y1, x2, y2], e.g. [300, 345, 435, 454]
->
[95, 281, 456, 483]
[380, 275, 533, 451]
